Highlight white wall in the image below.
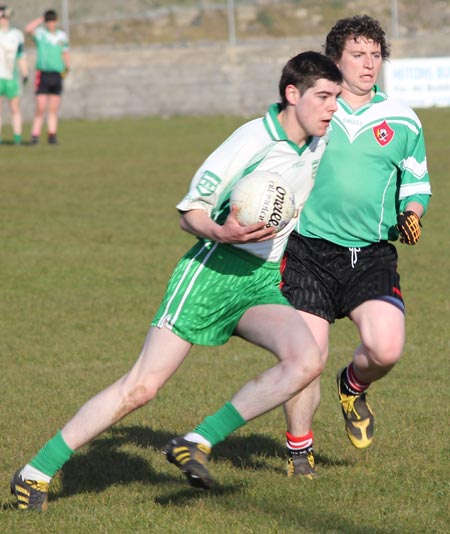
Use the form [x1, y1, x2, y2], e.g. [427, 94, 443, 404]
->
[18, 33, 450, 122]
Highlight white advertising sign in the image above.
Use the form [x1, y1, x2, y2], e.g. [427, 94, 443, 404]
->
[383, 57, 450, 108]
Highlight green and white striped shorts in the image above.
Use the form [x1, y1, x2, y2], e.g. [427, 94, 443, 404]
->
[152, 241, 291, 346]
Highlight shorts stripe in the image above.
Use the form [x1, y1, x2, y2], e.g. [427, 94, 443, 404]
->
[166, 242, 218, 328]
[376, 295, 405, 313]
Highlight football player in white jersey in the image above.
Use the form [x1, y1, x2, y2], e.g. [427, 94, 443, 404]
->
[0, 6, 28, 144]
[281, 15, 431, 478]
[11, 51, 341, 509]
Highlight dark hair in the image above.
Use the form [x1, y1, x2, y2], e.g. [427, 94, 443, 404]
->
[279, 51, 342, 109]
[0, 5, 13, 18]
[325, 14, 390, 62]
[44, 9, 58, 22]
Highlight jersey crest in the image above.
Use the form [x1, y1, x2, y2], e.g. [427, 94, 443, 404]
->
[373, 121, 395, 146]
[196, 170, 221, 196]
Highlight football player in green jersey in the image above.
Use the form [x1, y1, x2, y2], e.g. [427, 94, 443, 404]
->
[280, 15, 431, 478]
[11, 51, 342, 510]
[25, 9, 70, 145]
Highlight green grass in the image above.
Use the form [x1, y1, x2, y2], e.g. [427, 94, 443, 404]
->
[1, 110, 449, 533]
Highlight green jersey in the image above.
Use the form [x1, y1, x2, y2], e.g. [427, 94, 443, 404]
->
[33, 26, 68, 73]
[298, 86, 431, 247]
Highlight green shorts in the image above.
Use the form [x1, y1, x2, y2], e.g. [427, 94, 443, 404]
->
[0, 77, 20, 99]
[152, 241, 291, 346]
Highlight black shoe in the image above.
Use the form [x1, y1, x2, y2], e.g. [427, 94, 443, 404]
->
[165, 437, 214, 489]
[286, 449, 318, 479]
[336, 367, 374, 449]
[10, 469, 49, 511]
[48, 134, 58, 145]
[31, 136, 39, 145]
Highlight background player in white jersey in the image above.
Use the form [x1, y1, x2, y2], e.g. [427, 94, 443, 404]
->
[0, 6, 28, 145]
[25, 9, 70, 145]
[10, 51, 341, 510]
[280, 15, 431, 478]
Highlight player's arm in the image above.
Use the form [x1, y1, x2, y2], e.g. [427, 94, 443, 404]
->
[396, 201, 424, 246]
[16, 41, 29, 82]
[61, 50, 70, 78]
[62, 49, 70, 72]
[24, 16, 44, 36]
[18, 55, 28, 82]
[403, 201, 424, 219]
[179, 208, 275, 244]
[397, 112, 431, 246]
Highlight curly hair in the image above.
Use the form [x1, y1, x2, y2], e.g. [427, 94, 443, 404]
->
[325, 14, 390, 62]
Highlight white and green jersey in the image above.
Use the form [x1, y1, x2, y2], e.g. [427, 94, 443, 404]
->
[0, 27, 25, 80]
[298, 86, 431, 247]
[33, 26, 68, 73]
[177, 103, 328, 263]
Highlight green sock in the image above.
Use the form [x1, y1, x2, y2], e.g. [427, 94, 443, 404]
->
[30, 430, 75, 477]
[193, 402, 246, 447]
[13, 133, 22, 145]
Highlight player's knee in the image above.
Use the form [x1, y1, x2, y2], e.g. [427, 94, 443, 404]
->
[124, 382, 159, 410]
[367, 337, 404, 368]
[373, 350, 402, 369]
[317, 346, 329, 368]
[286, 345, 324, 391]
[308, 354, 326, 382]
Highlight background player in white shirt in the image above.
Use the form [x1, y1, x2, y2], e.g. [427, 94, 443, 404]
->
[0, 6, 28, 144]
[281, 15, 431, 478]
[11, 51, 341, 509]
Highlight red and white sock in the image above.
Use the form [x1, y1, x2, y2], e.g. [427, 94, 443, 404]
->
[286, 430, 314, 454]
[345, 363, 370, 393]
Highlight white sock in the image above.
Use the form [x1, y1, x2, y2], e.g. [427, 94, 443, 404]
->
[183, 432, 212, 449]
[20, 464, 52, 483]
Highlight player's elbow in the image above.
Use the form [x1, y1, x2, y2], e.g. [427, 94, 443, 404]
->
[179, 213, 190, 232]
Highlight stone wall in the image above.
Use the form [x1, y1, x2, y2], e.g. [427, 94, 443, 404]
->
[19, 32, 450, 121]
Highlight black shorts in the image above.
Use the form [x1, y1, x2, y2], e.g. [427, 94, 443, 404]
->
[34, 71, 63, 95]
[280, 233, 404, 323]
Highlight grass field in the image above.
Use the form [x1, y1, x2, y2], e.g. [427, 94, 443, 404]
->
[1, 110, 449, 533]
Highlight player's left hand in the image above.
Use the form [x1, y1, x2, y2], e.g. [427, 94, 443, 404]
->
[396, 211, 422, 245]
[222, 206, 276, 244]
